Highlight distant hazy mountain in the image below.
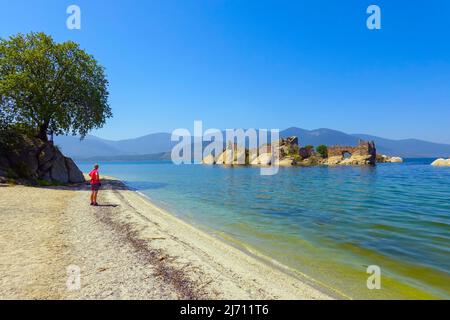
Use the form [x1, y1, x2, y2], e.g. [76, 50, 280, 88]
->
[280, 128, 450, 157]
[107, 133, 175, 154]
[351, 134, 450, 158]
[280, 127, 359, 146]
[54, 135, 123, 158]
[55, 127, 450, 160]
[80, 152, 172, 162]
[55, 133, 176, 159]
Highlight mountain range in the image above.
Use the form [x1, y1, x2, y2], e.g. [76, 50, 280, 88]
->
[54, 127, 450, 160]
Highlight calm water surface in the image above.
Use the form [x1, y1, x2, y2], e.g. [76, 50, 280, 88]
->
[78, 159, 450, 299]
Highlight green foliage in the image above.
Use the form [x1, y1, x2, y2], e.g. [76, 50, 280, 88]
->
[36, 179, 61, 187]
[5, 167, 17, 179]
[292, 153, 301, 161]
[12, 162, 31, 179]
[0, 126, 24, 152]
[304, 145, 314, 151]
[289, 144, 299, 156]
[316, 145, 328, 158]
[0, 32, 112, 141]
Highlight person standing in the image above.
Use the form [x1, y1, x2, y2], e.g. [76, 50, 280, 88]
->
[89, 164, 101, 206]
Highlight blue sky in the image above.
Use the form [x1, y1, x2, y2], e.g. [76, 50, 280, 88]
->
[1, 0, 449, 143]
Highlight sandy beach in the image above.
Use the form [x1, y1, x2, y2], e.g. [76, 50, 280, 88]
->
[0, 177, 332, 300]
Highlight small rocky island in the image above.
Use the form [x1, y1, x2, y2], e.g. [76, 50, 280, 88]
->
[203, 136, 403, 167]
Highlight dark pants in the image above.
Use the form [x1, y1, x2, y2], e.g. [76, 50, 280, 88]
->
[91, 183, 101, 191]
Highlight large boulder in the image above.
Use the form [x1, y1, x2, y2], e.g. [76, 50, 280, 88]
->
[324, 156, 343, 165]
[202, 154, 215, 165]
[65, 157, 85, 183]
[377, 155, 403, 163]
[232, 147, 246, 165]
[38, 142, 56, 172]
[215, 144, 247, 165]
[216, 149, 233, 165]
[0, 133, 85, 184]
[389, 157, 403, 163]
[50, 151, 69, 183]
[250, 153, 272, 166]
[277, 136, 299, 158]
[431, 158, 450, 167]
[276, 157, 295, 166]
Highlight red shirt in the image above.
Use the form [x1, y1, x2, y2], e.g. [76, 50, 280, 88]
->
[89, 169, 100, 185]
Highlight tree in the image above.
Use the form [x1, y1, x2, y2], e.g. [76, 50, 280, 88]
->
[316, 145, 328, 158]
[0, 32, 111, 141]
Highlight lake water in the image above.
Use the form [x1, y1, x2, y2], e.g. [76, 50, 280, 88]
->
[77, 159, 450, 299]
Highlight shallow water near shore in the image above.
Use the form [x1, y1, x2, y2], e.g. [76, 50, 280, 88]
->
[78, 159, 450, 299]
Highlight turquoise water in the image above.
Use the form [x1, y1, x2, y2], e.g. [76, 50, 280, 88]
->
[78, 159, 450, 299]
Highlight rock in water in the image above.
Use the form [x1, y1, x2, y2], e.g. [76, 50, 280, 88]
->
[431, 158, 450, 167]
[327, 140, 376, 165]
[389, 157, 403, 163]
[250, 153, 272, 165]
[377, 155, 403, 163]
[276, 157, 295, 166]
[202, 154, 215, 165]
[216, 149, 234, 165]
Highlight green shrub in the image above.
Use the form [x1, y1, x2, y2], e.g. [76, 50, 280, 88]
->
[288, 145, 299, 156]
[12, 162, 31, 179]
[316, 145, 328, 158]
[36, 179, 61, 187]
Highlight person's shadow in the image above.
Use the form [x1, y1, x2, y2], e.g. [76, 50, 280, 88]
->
[94, 204, 119, 208]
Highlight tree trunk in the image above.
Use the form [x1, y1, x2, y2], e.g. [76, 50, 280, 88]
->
[37, 124, 49, 142]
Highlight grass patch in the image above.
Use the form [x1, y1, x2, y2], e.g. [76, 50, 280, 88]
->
[35, 179, 62, 187]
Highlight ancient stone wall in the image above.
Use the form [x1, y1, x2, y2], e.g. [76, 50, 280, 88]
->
[328, 140, 376, 158]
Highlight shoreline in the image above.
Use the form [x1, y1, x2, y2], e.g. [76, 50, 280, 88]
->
[110, 176, 335, 299]
[0, 176, 334, 299]
[130, 185, 345, 299]
[131, 187, 343, 300]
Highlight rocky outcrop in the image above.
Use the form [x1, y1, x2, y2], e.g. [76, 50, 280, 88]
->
[324, 156, 344, 165]
[250, 153, 273, 166]
[276, 157, 295, 166]
[214, 144, 247, 165]
[201, 137, 378, 168]
[202, 154, 215, 165]
[431, 158, 450, 167]
[377, 155, 403, 163]
[324, 140, 376, 166]
[276, 136, 298, 158]
[389, 157, 403, 163]
[297, 155, 322, 166]
[0, 134, 85, 184]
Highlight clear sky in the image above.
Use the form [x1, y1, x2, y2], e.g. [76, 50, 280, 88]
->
[1, 0, 449, 143]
